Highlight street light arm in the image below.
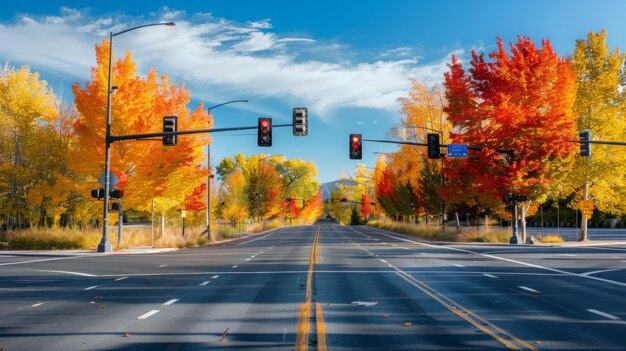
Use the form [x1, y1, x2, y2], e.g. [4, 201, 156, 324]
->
[208, 99, 249, 112]
[112, 22, 175, 37]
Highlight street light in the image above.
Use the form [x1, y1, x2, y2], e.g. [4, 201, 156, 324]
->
[98, 22, 176, 253]
[206, 99, 248, 242]
[257, 154, 283, 222]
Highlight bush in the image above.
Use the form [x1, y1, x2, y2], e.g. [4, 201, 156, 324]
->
[217, 225, 239, 240]
[6, 228, 101, 250]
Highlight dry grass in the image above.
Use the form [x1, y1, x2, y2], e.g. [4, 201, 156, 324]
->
[367, 220, 511, 243]
[537, 235, 565, 243]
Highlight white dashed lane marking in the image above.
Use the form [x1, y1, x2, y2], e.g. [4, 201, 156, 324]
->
[137, 310, 160, 320]
[199, 281, 211, 286]
[587, 309, 620, 320]
[483, 274, 498, 279]
[114, 277, 128, 281]
[84, 285, 101, 291]
[162, 299, 179, 306]
[31, 302, 44, 307]
[518, 286, 540, 293]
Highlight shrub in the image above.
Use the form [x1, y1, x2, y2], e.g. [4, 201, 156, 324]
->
[538, 235, 565, 243]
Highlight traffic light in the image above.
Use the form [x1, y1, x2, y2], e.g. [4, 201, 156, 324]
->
[427, 133, 440, 159]
[293, 107, 308, 136]
[340, 197, 348, 202]
[111, 202, 120, 211]
[503, 193, 528, 203]
[109, 189, 124, 199]
[91, 188, 104, 200]
[349, 134, 362, 159]
[258, 117, 272, 147]
[579, 129, 591, 157]
[163, 116, 177, 146]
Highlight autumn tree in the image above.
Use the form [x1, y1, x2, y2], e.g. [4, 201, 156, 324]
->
[443, 36, 577, 240]
[0, 65, 62, 229]
[72, 39, 211, 217]
[564, 30, 626, 232]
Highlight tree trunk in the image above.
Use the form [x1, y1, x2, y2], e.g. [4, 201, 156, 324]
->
[520, 202, 530, 243]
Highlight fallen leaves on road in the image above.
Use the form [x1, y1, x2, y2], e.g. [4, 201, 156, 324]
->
[402, 322, 412, 327]
[122, 332, 130, 337]
[98, 305, 105, 309]
[382, 314, 390, 318]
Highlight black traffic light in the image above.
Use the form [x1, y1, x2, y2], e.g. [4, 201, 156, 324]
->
[293, 107, 308, 136]
[340, 197, 348, 202]
[579, 129, 591, 157]
[91, 188, 104, 200]
[163, 116, 177, 146]
[109, 189, 124, 199]
[427, 133, 440, 159]
[111, 202, 120, 211]
[258, 117, 272, 147]
[349, 134, 362, 159]
[503, 193, 528, 203]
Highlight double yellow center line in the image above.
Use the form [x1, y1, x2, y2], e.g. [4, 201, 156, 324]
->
[296, 226, 327, 351]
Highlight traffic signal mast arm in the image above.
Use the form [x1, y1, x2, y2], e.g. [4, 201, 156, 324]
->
[362, 138, 514, 156]
[108, 123, 294, 142]
[568, 139, 626, 146]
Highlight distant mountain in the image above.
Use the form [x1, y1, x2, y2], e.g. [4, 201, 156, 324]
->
[320, 179, 356, 201]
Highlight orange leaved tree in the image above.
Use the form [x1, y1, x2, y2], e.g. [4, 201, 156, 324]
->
[72, 39, 211, 216]
[443, 36, 577, 240]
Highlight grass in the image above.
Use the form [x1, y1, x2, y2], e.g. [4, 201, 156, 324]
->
[3, 219, 288, 251]
[367, 220, 511, 243]
[536, 235, 565, 243]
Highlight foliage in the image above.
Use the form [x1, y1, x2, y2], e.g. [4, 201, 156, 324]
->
[443, 36, 577, 211]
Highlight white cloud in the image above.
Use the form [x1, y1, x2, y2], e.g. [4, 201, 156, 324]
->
[0, 8, 455, 117]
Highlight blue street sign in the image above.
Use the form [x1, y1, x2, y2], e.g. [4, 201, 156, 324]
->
[447, 144, 468, 158]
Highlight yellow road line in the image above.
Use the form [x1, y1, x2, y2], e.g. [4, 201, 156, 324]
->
[315, 303, 328, 351]
[296, 226, 320, 351]
[396, 271, 537, 350]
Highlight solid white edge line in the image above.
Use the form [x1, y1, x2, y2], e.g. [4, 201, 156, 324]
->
[587, 309, 620, 320]
[84, 285, 101, 290]
[580, 269, 620, 277]
[518, 286, 540, 293]
[162, 298, 179, 306]
[137, 310, 160, 320]
[114, 277, 128, 281]
[367, 227, 626, 288]
[0, 256, 83, 266]
[483, 274, 499, 279]
[37, 270, 96, 277]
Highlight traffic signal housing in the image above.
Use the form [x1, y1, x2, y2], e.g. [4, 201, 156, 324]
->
[293, 107, 308, 136]
[109, 189, 124, 199]
[349, 134, 362, 159]
[427, 133, 440, 159]
[163, 116, 177, 146]
[258, 117, 272, 147]
[91, 188, 104, 200]
[579, 129, 591, 157]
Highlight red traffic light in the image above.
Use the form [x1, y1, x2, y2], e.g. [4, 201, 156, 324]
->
[261, 119, 269, 128]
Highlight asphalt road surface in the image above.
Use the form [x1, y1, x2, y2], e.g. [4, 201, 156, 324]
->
[2, 222, 626, 350]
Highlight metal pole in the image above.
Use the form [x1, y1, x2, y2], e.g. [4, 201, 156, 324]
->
[151, 199, 154, 247]
[207, 144, 211, 239]
[98, 31, 114, 253]
[257, 156, 261, 222]
[509, 203, 519, 244]
[117, 198, 123, 248]
[580, 180, 589, 241]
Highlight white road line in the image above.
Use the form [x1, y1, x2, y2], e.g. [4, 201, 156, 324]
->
[379, 259, 388, 264]
[518, 286, 540, 293]
[245, 258, 251, 261]
[210, 275, 220, 279]
[232, 265, 238, 268]
[37, 270, 96, 277]
[114, 277, 128, 281]
[483, 274, 498, 279]
[581, 269, 620, 277]
[454, 264, 465, 268]
[31, 302, 44, 307]
[0, 255, 17, 258]
[0, 256, 82, 266]
[587, 309, 620, 320]
[137, 310, 160, 320]
[159, 264, 168, 267]
[559, 254, 577, 257]
[368, 228, 626, 288]
[162, 299, 179, 306]
[199, 281, 211, 286]
[237, 232, 275, 246]
[84, 285, 101, 291]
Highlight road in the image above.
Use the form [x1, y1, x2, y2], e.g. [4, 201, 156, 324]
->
[1, 222, 626, 350]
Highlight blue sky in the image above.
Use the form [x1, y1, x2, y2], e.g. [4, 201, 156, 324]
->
[1, 1, 625, 182]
